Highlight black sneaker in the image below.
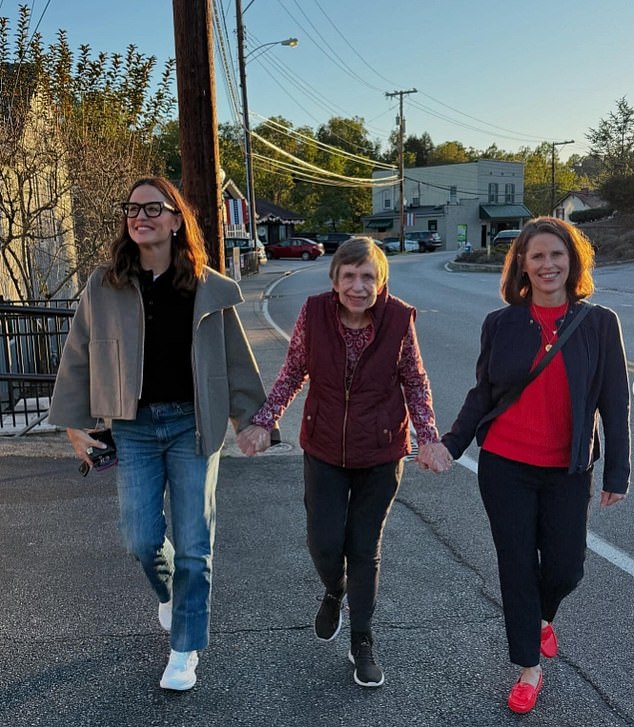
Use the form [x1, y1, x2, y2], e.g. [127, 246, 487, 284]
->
[348, 632, 384, 687]
[314, 590, 346, 641]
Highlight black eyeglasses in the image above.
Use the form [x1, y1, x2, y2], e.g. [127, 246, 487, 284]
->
[120, 201, 179, 218]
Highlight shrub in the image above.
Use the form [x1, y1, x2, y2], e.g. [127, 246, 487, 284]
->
[569, 207, 614, 223]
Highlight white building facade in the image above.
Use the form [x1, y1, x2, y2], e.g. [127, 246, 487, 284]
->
[365, 160, 533, 250]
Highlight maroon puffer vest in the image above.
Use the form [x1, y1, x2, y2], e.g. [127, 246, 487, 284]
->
[299, 288, 414, 468]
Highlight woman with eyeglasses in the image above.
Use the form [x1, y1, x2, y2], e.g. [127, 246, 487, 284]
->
[48, 176, 271, 691]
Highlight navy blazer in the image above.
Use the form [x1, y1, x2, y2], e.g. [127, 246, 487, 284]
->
[442, 301, 631, 493]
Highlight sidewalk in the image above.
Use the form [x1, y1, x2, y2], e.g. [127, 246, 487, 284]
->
[0, 268, 627, 727]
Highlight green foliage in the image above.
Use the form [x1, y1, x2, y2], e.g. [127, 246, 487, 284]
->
[154, 118, 181, 181]
[586, 97, 634, 176]
[569, 207, 614, 223]
[0, 4, 176, 297]
[598, 174, 634, 213]
[428, 140, 477, 165]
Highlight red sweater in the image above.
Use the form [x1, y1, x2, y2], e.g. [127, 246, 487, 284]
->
[483, 302, 572, 467]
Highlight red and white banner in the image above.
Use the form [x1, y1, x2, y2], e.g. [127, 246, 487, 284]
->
[225, 198, 248, 226]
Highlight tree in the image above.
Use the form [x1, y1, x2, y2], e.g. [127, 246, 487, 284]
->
[154, 118, 181, 182]
[0, 61, 80, 301]
[586, 97, 634, 176]
[214, 115, 379, 232]
[312, 117, 378, 231]
[383, 131, 434, 167]
[0, 5, 175, 300]
[428, 140, 476, 165]
[598, 174, 634, 213]
[513, 143, 579, 216]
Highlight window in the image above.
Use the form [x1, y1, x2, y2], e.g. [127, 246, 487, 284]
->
[383, 195, 391, 209]
[505, 183, 515, 203]
[488, 183, 498, 203]
[411, 196, 420, 207]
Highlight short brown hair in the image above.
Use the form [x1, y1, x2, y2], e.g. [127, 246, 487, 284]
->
[105, 176, 208, 292]
[500, 217, 595, 304]
[329, 237, 389, 290]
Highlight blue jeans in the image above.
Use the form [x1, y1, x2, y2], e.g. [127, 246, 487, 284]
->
[111, 402, 219, 652]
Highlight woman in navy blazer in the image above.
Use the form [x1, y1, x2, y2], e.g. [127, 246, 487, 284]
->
[441, 217, 630, 714]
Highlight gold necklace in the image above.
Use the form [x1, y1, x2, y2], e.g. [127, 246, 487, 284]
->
[531, 303, 569, 352]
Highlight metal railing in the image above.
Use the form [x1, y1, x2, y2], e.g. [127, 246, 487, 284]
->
[0, 301, 75, 435]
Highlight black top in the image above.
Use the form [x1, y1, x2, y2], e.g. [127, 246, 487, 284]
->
[138, 267, 195, 406]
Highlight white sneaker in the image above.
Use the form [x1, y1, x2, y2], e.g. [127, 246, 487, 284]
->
[160, 650, 199, 691]
[158, 599, 172, 632]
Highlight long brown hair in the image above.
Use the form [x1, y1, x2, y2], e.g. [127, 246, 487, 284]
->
[104, 177, 208, 292]
[500, 217, 595, 304]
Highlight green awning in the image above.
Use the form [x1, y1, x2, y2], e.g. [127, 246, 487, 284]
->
[364, 218, 394, 230]
[480, 204, 533, 220]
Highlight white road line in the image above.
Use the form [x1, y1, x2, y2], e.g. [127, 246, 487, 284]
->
[456, 454, 634, 578]
[262, 273, 293, 342]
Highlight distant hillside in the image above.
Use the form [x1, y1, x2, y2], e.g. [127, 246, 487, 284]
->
[580, 214, 634, 263]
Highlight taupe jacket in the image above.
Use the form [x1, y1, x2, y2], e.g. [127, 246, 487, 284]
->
[48, 265, 268, 455]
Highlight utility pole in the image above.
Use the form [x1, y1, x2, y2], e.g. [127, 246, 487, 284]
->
[172, 0, 225, 273]
[236, 0, 257, 245]
[385, 88, 417, 252]
[550, 139, 574, 215]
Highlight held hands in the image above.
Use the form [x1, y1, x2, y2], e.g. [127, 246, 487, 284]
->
[237, 424, 271, 457]
[416, 442, 453, 473]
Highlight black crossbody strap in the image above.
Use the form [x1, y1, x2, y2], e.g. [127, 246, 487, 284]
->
[480, 302, 592, 426]
[524, 301, 592, 384]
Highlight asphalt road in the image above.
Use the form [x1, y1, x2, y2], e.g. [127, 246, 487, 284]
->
[1, 254, 633, 727]
[262, 251, 634, 725]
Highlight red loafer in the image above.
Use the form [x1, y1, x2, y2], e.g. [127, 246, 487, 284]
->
[540, 623, 558, 658]
[508, 673, 543, 714]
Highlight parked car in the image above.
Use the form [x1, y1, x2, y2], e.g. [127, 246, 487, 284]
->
[225, 236, 266, 263]
[405, 230, 443, 252]
[265, 238, 325, 260]
[492, 229, 522, 246]
[382, 237, 419, 253]
[314, 233, 355, 254]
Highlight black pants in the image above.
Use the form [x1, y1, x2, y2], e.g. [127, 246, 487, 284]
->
[478, 449, 593, 666]
[303, 453, 402, 633]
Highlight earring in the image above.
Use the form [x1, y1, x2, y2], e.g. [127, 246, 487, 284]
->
[172, 230, 178, 239]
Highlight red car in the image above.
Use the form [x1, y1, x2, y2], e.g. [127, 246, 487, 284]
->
[265, 238, 325, 260]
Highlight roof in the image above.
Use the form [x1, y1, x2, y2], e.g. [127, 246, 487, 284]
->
[555, 189, 606, 209]
[479, 204, 533, 220]
[255, 198, 304, 224]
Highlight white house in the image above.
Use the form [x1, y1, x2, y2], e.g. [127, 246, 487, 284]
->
[552, 188, 608, 222]
[365, 160, 533, 250]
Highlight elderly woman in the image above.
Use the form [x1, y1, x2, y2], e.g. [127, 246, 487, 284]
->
[239, 237, 449, 687]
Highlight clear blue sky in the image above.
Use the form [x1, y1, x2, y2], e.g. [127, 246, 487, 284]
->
[3, 0, 633, 161]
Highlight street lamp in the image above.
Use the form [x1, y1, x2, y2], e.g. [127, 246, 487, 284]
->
[236, 0, 298, 243]
[550, 139, 574, 213]
[245, 37, 298, 63]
